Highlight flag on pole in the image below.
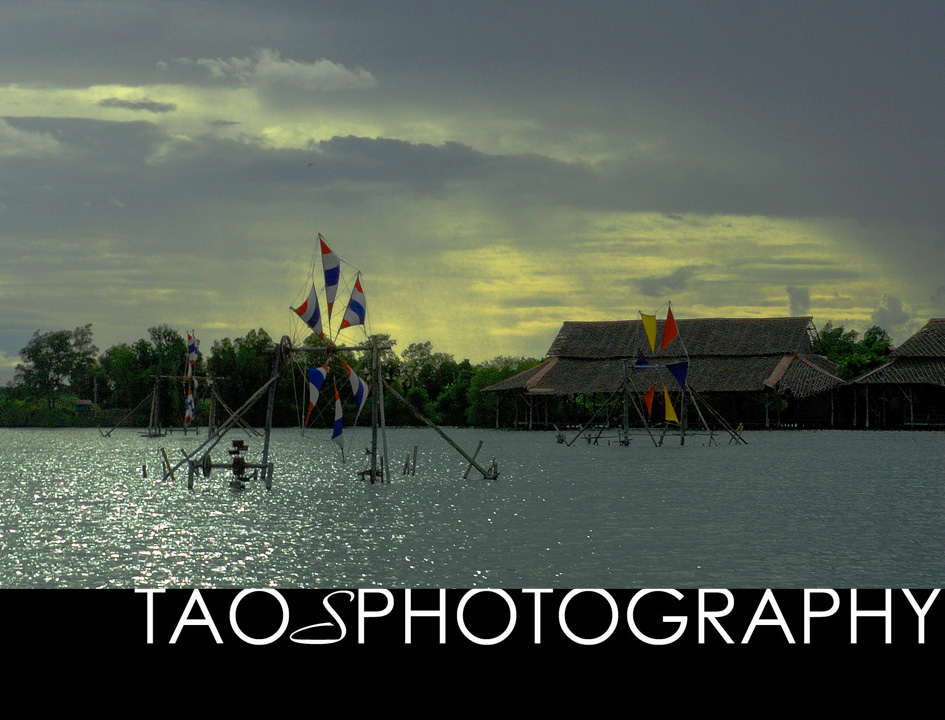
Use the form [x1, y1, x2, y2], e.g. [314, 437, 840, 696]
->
[660, 305, 679, 349]
[641, 313, 657, 352]
[304, 364, 329, 427]
[643, 385, 655, 419]
[320, 234, 341, 321]
[663, 385, 679, 423]
[184, 387, 195, 425]
[187, 332, 199, 370]
[634, 350, 653, 371]
[343, 361, 370, 417]
[292, 284, 324, 338]
[331, 382, 344, 454]
[667, 360, 689, 389]
[184, 331, 199, 423]
[339, 275, 367, 331]
[186, 331, 200, 387]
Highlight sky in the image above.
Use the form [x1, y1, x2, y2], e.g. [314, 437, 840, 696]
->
[2, 1, 945, 383]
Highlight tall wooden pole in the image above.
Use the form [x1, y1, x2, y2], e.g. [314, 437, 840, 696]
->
[370, 338, 379, 482]
[260, 340, 285, 490]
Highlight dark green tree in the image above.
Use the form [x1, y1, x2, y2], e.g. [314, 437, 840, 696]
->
[813, 322, 892, 380]
[14, 324, 99, 409]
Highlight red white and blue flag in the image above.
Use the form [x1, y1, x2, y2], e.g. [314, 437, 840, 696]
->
[187, 332, 199, 369]
[184, 387, 195, 425]
[339, 275, 366, 331]
[320, 234, 341, 322]
[304, 364, 329, 427]
[292, 284, 324, 338]
[184, 331, 199, 424]
[343, 361, 370, 417]
[331, 382, 344, 455]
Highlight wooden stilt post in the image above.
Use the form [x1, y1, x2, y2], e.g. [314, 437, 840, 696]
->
[378, 344, 390, 483]
[370, 338, 378, 483]
[259, 338, 286, 491]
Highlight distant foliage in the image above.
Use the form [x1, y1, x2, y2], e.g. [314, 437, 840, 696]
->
[4, 323, 543, 428]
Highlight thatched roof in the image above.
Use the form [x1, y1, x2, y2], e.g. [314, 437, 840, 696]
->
[855, 319, 945, 386]
[890, 318, 945, 358]
[548, 316, 817, 359]
[485, 316, 842, 398]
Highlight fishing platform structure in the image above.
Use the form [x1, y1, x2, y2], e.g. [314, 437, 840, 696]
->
[161, 233, 499, 490]
[561, 304, 747, 448]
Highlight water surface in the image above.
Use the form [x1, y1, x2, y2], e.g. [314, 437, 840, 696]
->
[0, 426, 941, 588]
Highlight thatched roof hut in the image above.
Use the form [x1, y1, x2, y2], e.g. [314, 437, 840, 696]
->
[854, 318, 945, 387]
[847, 318, 945, 427]
[485, 316, 842, 399]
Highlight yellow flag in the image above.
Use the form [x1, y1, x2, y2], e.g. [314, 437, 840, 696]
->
[663, 385, 678, 423]
[641, 313, 657, 352]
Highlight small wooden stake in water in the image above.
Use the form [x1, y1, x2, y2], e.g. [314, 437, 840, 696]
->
[160, 447, 174, 481]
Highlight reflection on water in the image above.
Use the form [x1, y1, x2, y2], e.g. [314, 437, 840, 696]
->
[0, 427, 942, 588]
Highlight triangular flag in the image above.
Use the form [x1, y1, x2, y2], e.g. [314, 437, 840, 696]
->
[184, 387, 195, 425]
[660, 306, 678, 349]
[641, 313, 657, 352]
[320, 235, 341, 321]
[663, 385, 678, 423]
[331, 382, 344, 454]
[339, 275, 366, 331]
[187, 331, 199, 370]
[643, 385, 655, 419]
[667, 360, 689, 389]
[304, 364, 329, 427]
[634, 350, 653, 371]
[343, 361, 370, 417]
[292, 284, 324, 338]
[186, 331, 200, 390]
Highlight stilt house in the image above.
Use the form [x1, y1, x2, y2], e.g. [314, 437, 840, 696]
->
[852, 318, 945, 428]
[483, 315, 844, 430]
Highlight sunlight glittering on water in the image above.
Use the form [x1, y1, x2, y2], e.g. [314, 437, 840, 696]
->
[0, 427, 943, 588]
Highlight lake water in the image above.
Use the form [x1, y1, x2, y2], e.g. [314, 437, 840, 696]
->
[0, 426, 942, 589]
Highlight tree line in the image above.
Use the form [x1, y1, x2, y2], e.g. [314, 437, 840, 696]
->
[0, 324, 541, 429]
[1, 320, 894, 429]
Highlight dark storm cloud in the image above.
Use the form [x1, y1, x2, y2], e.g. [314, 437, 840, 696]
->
[304, 135, 593, 203]
[97, 97, 177, 113]
[634, 266, 707, 298]
[787, 286, 811, 317]
[7, 1, 945, 230]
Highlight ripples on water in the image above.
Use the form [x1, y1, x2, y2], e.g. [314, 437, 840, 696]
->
[0, 427, 942, 588]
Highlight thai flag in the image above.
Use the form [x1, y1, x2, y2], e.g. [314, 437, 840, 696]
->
[320, 234, 341, 321]
[331, 382, 344, 454]
[292, 284, 324, 338]
[339, 275, 366, 330]
[304, 364, 329, 427]
[184, 387, 195, 425]
[187, 332, 199, 365]
[187, 331, 199, 385]
[343, 361, 370, 416]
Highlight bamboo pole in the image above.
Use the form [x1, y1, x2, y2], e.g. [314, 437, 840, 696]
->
[383, 379, 497, 479]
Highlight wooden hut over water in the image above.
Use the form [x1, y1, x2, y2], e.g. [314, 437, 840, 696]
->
[483, 315, 844, 430]
[852, 318, 945, 428]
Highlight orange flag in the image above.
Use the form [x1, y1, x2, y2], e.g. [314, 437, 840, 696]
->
[643, 385, 655, 419]
[660, 306, 678, 349]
